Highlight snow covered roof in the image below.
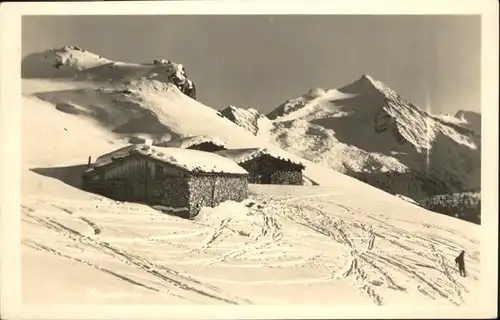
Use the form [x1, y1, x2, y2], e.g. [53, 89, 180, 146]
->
[88, 144, 248, 175]
[216, 148, 304, 167]
[159, 135, 226, 149]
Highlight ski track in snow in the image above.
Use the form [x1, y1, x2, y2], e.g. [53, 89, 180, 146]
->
[247, 192, 475, 306]
[22, 208, 251, 305]
[22, 182, 479, 306]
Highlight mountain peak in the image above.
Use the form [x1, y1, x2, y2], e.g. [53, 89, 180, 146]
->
[359, 74, 386, 89]
[360, 73, 376, 82]
[337, 74, 386, 95]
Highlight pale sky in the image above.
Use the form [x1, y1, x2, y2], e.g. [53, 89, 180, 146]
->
[22, 15, 481, 115]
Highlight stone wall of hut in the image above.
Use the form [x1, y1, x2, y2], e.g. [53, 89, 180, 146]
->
[188, 174, 248, 219]
[149, 175, 191, 218]
[271, 170, 303, 185]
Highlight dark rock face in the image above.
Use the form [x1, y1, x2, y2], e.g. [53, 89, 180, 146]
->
[156, 60, 197, 100]
[177, 80, 196, 100]
[165, 73, 196, 100]
[153, 59, 171, 65]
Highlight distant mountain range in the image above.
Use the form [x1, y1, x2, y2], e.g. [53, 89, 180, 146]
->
[22, 46, 385, 191]
[221, 74, 481, 201]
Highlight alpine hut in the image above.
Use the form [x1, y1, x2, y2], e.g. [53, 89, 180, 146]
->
[82, 144, 249, 219]
[216, 148, 305, 185]
[156, 135, 227, 152]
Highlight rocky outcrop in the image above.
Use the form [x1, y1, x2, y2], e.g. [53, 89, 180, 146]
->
[220, 106, 272, 136]
[153, 59, 197, 99]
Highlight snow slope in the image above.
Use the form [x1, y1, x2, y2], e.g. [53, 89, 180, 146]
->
[20, 48, 482, 309]
[22, 46, 112, 79]
[22, 46, 196, 98]
[31, 77, 262, 147]
[224, 75, 481, 202]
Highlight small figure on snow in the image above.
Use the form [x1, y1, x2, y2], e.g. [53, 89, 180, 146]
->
[455, 250, 467, 277]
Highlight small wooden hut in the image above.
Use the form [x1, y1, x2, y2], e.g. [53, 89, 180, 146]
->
[82, 144, 248, 219]
[157, 135, 227, 152]
[216, 148, 305, 185]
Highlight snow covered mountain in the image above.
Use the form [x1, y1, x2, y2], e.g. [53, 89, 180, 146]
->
[224, 75, 481, 201]
[18, 47, 483, 309]
[220, 105, 275, 142]
[22, 46, 196, 99]
[432, 110, 481, 137]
